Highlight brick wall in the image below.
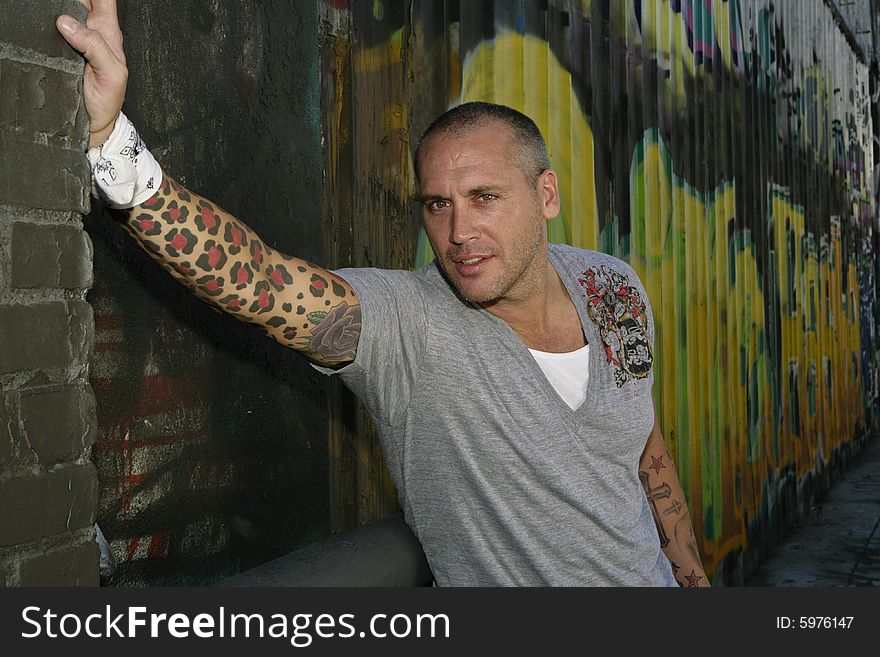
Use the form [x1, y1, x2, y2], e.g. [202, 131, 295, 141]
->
[0, 0, 99, 586]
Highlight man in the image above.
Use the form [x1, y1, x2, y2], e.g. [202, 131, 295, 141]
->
[57, 1, 708, 586]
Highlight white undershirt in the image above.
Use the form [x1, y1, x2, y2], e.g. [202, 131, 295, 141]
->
[527, 344, 591, 410]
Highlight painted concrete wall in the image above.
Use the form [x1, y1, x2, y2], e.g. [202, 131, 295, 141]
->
[321, 0, 880, 584]
[87, 0, 329, 585]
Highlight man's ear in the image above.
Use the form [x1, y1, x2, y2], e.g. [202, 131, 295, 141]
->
[538, 169, 561, 220]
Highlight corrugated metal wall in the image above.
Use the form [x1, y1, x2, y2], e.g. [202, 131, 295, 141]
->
[320, 0, 880, 582]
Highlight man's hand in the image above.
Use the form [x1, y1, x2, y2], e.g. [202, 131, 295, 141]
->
[56, 0, 127, 149]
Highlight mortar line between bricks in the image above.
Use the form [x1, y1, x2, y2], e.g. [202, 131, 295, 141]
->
[8, 214, 84, 227]
[0, 292, 89, 306]
[0, 43, 82, 76]
[0, 206, 80, 224]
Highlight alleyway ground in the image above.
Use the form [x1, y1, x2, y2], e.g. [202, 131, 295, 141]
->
[745, 434, 880, 586]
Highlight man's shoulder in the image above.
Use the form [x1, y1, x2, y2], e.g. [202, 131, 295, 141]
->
[334, 260, 453, 302]
[335, 261, 435, 283]
[549, 243, 640, 279]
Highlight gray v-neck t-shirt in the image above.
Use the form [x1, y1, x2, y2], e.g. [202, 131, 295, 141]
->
[320, 243, 676, 586]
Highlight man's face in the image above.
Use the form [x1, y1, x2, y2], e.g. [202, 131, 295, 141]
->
[417, 121, 559, 305]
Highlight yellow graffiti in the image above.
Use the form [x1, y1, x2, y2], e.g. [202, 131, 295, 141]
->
[634, 0, 747, 105]
[769, 190, 862, 478]
[631, 132, 752, 569]
[630, 133, 865, 575]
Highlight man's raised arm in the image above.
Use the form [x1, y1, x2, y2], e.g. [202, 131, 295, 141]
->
[120, 177, 361, 366]
[57, 0, 360, 367]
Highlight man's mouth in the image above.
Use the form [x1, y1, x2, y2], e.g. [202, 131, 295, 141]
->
[451, 254, 494, 276]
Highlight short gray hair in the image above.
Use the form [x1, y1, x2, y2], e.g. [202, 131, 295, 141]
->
[414, 102, 551, 184]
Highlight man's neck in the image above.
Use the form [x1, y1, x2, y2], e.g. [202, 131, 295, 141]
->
[481, 257, 585, 353]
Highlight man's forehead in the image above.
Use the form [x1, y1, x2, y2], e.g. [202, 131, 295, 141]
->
[419, 123, 520, 174]
[422, 119, 515, 151]
[418, 145, 516, 189]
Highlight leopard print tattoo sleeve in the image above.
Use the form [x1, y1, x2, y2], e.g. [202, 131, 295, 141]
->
[119, 176, 361, 366]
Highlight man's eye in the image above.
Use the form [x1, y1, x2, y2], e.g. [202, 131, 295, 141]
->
[478, 194, 497, 202]
[426, 200, 449, 211]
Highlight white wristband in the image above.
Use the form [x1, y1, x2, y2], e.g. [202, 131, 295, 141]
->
[87, 112, 163, 209]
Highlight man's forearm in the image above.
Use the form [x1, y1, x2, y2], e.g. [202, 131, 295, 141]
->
[56, 2, 360, 364]
[114, 175, 360, 365]
[639, 421, 710, 587]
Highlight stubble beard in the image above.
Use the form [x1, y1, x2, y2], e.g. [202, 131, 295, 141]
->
[444, 218, 547, 305]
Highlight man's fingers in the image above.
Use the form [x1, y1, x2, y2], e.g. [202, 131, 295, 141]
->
[79, 0, 93, 11]
[56, 15, 119, 71]
[84, 0, 124, 63]
[57, 5, 126, 147]
[91, 0, 119, 26]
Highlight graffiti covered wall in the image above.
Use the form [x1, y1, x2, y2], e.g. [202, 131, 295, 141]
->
[321, 0, 879, 583]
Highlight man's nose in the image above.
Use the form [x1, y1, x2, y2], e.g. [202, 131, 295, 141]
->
[449, 205, 480, 244]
